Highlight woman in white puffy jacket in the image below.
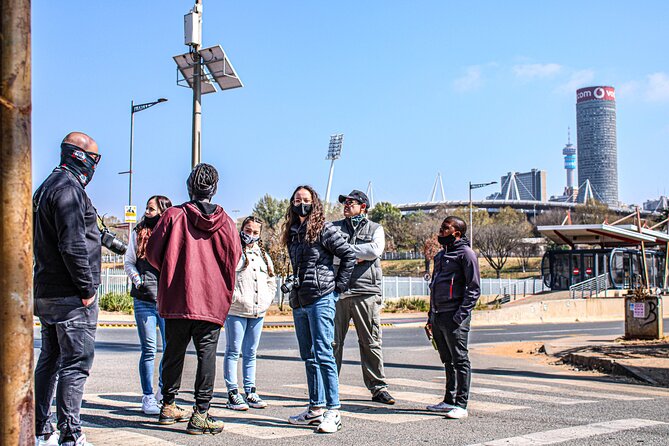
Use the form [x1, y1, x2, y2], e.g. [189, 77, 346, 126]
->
[225, 216, 278, 410]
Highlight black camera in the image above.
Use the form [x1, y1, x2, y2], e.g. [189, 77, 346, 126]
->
[281, 275, 300, 294]
[101, 228, 127, 255]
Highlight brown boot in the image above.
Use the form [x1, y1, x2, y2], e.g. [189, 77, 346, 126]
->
[159, 402, 191, 425]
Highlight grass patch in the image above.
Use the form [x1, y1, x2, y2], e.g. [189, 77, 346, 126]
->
[381, 257, 542, 279]
[99, 292, 134, 314]
[384, 297, 430, 313]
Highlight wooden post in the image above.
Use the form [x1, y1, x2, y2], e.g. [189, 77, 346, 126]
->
[0, 0, 34, 443]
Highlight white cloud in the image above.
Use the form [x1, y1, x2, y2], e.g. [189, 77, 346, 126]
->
[513, 63, 562, 79]
[557, 69, 596, 93]
[616, 80, 640, 98]
[645, 72, 669, 102]
[453, 66, 482, 92]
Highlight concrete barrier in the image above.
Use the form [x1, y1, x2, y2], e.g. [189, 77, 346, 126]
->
[472, 297, 669, 326]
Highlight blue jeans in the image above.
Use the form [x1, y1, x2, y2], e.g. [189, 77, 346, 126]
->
[293, 292, 340, 409]
[133, 298, 166, 395]
[224, 315, 265, 393]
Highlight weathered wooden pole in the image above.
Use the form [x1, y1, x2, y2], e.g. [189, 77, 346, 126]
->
[0, 0, 34, 444]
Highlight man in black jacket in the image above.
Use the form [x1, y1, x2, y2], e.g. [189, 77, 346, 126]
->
[33, 132, 101, 446]
[426, 216, 480, 419]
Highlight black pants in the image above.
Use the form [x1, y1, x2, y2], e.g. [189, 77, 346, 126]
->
[34, 296, 98, 443]
[161, 319, 221, 412]
[432, 312, 471, 409]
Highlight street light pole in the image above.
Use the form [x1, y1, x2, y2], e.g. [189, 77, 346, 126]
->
[119, 98, 168, 209]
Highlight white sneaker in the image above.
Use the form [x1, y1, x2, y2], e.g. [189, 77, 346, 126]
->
[316, 410, 342, 433]
[444, 406, 468, 419]
[288, 406, 325, 425]
[59, 434, 94, 446]
[426, 401, 455, 412]
[35, 432, 59, 446]
[227, 390, 250, 411]
[142, 394, 161, 415]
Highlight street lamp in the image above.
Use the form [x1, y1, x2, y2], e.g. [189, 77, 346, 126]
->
[469, 181, 497, 250]
[118, 98, 168, 208]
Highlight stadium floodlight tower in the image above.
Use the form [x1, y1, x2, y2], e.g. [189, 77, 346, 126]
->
[324, 134, 344, 204]
[173, 0, 243, 168]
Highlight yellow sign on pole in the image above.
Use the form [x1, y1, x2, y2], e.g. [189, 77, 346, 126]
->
[124, 205, 137, 223]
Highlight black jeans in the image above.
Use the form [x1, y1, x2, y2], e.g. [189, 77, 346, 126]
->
[431, 312, 471, 409]
[34, 296, 98, 443]
[161, 319, 221, 412]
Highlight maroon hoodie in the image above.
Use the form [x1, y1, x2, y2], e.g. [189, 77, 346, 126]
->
[146, 202, 242, 326]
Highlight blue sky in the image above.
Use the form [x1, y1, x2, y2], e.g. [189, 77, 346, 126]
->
[33, 1, 669, 218]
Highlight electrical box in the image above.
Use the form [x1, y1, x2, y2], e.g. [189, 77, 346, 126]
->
[184, 5, 202, 47]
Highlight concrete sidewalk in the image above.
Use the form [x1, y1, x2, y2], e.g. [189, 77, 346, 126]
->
[544, 335, 669, 387]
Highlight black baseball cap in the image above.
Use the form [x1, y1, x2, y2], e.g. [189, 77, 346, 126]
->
[338, 190, 370, 208]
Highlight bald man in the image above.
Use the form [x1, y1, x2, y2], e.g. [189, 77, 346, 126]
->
[33, 132, 102, 446]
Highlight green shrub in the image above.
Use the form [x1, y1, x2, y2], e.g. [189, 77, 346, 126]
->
[99, 292, 134, 314]
[384, 297, 430, 313]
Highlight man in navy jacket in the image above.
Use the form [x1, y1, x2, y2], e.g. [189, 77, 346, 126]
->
[426, 216, 480, 419]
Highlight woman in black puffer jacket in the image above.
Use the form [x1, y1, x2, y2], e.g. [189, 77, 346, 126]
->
[282, 185, 355, 433]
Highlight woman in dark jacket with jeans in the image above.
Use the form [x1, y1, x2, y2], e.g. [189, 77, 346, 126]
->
[282, 185, 356, 434]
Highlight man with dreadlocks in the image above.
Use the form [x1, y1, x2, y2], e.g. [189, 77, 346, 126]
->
[146, 163, 242, 435]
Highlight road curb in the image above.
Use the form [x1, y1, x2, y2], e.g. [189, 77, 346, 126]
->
[35, 321, 397, 330]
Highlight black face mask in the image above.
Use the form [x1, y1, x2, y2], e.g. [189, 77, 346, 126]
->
[59, 143, 100, 187]
[240, 231, 260, 245]
[438, 234, 457, 247]
[292, 203, 313, 217]
[143, 214, 160, 229]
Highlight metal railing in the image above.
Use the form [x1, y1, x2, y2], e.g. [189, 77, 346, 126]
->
[569, 273, 609, 299]
[96, 269, 547, 303]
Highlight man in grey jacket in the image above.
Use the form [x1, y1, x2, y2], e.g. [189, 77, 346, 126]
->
[332, 190, 395, 405]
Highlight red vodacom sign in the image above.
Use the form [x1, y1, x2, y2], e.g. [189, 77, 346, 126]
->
[576, 86, 616, 103]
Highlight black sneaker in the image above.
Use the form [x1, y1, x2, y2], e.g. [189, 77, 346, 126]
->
[372, 390, 396, 405]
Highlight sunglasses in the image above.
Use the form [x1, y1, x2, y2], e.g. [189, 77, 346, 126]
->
[87, 151, 102, 165]
[344, 199, 360, 206]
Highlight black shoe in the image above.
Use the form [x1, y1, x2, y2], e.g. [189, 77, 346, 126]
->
[372, 390, 396, 405]
[186, 408, 224, 435]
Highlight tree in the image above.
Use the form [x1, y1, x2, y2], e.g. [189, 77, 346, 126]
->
[253, 194, 288, 230]
[515, 241, 541, 273]
[571, 200, 616, 224]
[369, 202, 402, 223]
[476, 224, 524, 278]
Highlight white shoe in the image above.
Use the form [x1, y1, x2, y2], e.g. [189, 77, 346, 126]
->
[426, 401, 455, 412]
[74, 434, 94, 446]
[316, 410, 342, 433]
[35, 432, 59, 446]
[227, 390, 250, 411]
[444, 406, 468, 419]
[288, 406, 325, 425]
[142, 394, 161, 415]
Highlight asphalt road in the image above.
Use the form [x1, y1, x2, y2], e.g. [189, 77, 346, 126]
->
[33, 320, 669, 445]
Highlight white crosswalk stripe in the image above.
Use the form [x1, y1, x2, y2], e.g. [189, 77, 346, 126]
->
[386, 378, 596, 405]
[76, 373, 666, 444]
[467, 418, 668, 445]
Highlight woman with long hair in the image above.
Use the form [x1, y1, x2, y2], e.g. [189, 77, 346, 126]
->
[282, 185, 356, 434]
[124, 195, 172, 414]
[224, 216, 277, 411]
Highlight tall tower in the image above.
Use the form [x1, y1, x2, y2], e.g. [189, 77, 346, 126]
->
[562, 128, 577, 201]
[576, 86, 618, 206]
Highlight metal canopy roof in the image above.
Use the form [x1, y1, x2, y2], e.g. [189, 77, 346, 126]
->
[538, 224, 661, 247]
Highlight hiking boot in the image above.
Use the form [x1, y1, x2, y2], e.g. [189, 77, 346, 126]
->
[245, 387, 268, 409]
[142, 394, 161, 415]
[227, 389, 249, 411]
[427, 401, 455, 412]
[35, 431, 59, 446]
[316, 409, 342, 433]
[186, 409, 224, 435]
[444, 406, 468, 419]
[159, 402, 191, 425]
[372, 389, 396, 405]
[288, 406, 325, 425]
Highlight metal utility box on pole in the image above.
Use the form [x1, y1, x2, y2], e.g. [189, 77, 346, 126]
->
[0, 0, 34, 443]
[324, 134, 343, 205]
[174, 0, 243, 169]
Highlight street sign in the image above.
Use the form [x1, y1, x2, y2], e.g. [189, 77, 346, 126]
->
[573, 267, 580, 275]
[124, 205, 137, 223]
[585, 267, 593, 275]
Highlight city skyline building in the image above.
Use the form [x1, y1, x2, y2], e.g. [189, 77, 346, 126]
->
[562, 128, 577, 202]
[488, 169, 547, 202]
[576, 86, 618, 206]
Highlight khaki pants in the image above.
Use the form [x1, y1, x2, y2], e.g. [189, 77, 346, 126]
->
[333, 294, 388, 394]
